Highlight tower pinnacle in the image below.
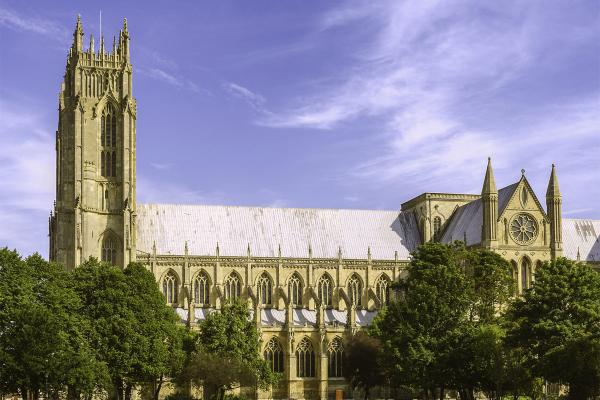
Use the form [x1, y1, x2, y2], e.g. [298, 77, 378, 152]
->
[481, 157, 497, 194]
[546, 163, 561, 198]
[72, 14, 84, 52]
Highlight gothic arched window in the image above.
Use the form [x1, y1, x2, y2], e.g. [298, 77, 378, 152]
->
[433, 216, 442, 240]
[296, 337, 315, 377]
[100, 104, 117, 178]
[101, 236, 117, 265]
[257, 272, 273, 306]
[288, 273, 303, 307]
[375, 275, 391, 306]
[328, 337, 344, 378]
[264, 337, 284, 373]
[162, 271, 178, 305]
[347, 274, 362, 307]
[317, 274, 333, 307]
[224, 272, 242, 301]
[521, 258, 531, 292]
[194, 271, 210, 306]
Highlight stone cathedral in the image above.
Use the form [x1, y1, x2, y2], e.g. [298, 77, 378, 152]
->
[49, 17, 600, 400]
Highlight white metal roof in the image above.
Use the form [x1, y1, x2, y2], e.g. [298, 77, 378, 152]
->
[563, 219, 600, 262]
[137, 203, 421, 260]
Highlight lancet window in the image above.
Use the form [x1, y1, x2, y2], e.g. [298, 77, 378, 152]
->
[100, 104, 117, 178]
[288, 273, 303, 307]
[521, 258, 531, 292]
[433, 216, 442, 240]
[317, 274, 333, 307]
[194, 271, 210, 306]
[296, 337, 315, 377]
[101, 236, 117, 265]
[347, 274, 362, 307]
[328, 337, 344, 378]
[224, 272, 242, 301]
[162, 271, 178, 305]
[264, 338, 284, 373]
[375, 275, 391, 306]
[257, 272, 272, 306]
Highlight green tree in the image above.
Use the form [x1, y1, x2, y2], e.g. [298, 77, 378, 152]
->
[0, 249, 108, 399]
[72, 259, 184, 400]
[185, 300, 278, 400]
[506, 258, 600, 399]
[343, 331, 385, 400]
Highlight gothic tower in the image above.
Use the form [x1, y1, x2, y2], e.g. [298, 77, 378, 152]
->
[481, 157, 498, 249]
[546, 164, 562, 260]
[49, 16, 137, 269]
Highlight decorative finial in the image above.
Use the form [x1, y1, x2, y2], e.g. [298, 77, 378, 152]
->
[247, 243, 251, 257]
[184, 241, 188, 255]
[89, 34, 94, 53]
[521, 168, 525, 176]
[278, 243, 281, 258]
[123, 17, 128, 33]
[216, 242, 220, 257]
[308, 243, 312, 258]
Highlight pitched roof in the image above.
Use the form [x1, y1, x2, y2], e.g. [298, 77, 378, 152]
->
[136, 203, 421, 260]
[562, 219, 600, 262]
[440, 183, 518, 245]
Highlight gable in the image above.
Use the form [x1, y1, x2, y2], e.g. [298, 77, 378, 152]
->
[498, 176, 547, 221]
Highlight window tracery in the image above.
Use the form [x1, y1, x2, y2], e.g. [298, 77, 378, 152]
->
[375, 275, 391, 306]
[257, 272, 272, 306]
[194, 271, 210, 306]
[347, 274, 362, 307]
[264, 337, 284, 373]
[101, 235, 117, 265]
[224, 272, 242, 301]
[296, 337, 315, 377]
[328, 337, 344, 378]
[288, 273, 303, 307]
[100, 104, 117, 178]
[317, 274, 333, 307]
[162, 271, 178, 305]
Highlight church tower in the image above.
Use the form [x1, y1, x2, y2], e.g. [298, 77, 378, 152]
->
[546, 164, 562, 260]
[481, 157, 498, 249]
[49, 16, 137, 269]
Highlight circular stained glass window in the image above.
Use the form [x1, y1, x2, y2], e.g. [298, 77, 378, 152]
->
[509, 213, 538, 245]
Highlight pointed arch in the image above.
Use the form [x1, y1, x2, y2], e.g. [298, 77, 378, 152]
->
[375, 273, 392, 306]
[193, 270, 211, 306]
[162, 269, 179, 305]
[433, 216, 442, 241]
[99, 229, 120, 266]
[264, 337, 284, 373]
[257, 271, 273, 306]
[99, 98, 118, 179]
[347, 273, 363, 307]
[317, 272, 334, 307]
[328, 336, 344, 378]
[224, 271, 242, 301]
[521, 256, 532, 292]
[287, 272, 304, 307]
[296, 337, 315, 377]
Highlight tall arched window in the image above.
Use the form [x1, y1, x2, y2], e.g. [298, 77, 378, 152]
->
[347, 274, 362, 307]
[264, 337, 284, 373]
[296, 337, 315, 377]
[328, 337, 344, 378]
[521, 258, 531, 292]
[101, 236, 117, 265]
[194, 271, 210, 306]
[257, 272, 272, 306]
[100, 104, 117, 178]
[317, 274, 333, 307]
[162, 271, 178, 305]
[288, 273, 303, 307]
[433, 216, 442, 240]
[511, 260, 519, 295]
[224, 272, 242, 301]
[375, 275, 391, 306]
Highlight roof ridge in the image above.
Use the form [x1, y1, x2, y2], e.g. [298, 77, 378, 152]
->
[137, 202, 402, 213]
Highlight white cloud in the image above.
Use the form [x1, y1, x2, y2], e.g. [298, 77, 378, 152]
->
[0, 6, 69, 45]
[138, 67, 202, 93]
[224, 82, 266, 111]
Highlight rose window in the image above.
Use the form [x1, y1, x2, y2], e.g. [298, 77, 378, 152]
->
[509, 213, 538, 245]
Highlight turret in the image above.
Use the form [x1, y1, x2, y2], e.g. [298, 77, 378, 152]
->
[120, 18, 130, 62]
[546, 164, 562, 259]
[72, 15, 83, 53]
[481, 157, 498, 249]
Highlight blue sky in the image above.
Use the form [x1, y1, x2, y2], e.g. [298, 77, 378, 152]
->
[1, 1, 599, 258]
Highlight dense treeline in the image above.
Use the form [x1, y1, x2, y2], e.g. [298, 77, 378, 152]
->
[344, 242, 600, 400]
[0, 248, 277, 400]
[1, 244, 599, 400]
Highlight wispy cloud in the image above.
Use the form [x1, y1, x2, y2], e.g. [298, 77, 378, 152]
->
[138, 67, 203, 93]
[259, 1, 600, 197]
[224, 82, 266, 111]
[137, 176, 228, 205]
[0, 6, 69, 45]
[0, 99, 55, 257]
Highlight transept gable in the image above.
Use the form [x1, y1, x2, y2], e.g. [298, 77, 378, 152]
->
[498, 175, 548, 222]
